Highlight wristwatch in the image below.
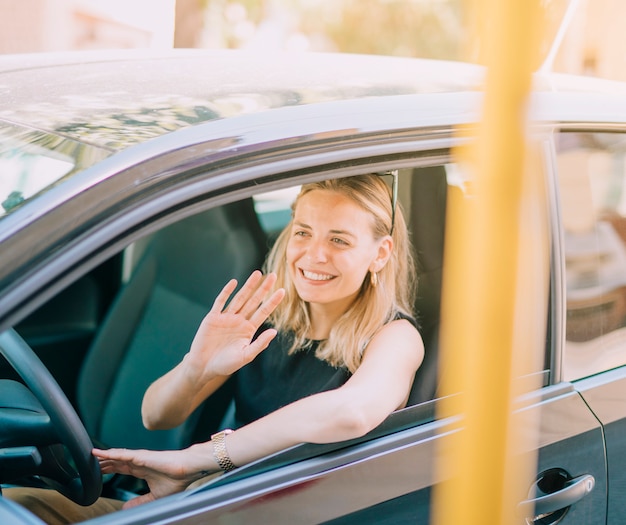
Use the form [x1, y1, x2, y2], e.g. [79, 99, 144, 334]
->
[211, 429, 236, 472]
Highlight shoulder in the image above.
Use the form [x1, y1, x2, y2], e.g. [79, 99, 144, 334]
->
[393, 311, 419, 330]
[353, 316, 424, 385]
[381, 316, 423, 345]
[365, 315, 424, 363]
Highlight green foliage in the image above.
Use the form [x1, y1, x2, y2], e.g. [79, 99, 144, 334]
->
[302, 0, 467, 60]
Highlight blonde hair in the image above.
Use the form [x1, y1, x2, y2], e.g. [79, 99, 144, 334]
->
[264, 174, 417, 373]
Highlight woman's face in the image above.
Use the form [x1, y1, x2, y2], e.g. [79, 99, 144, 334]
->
[286, 189, 391, 314]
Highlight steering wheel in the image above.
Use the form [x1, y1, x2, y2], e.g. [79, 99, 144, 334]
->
[0, 329, 101, 506]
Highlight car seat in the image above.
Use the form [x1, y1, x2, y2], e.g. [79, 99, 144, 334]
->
[76, 199, 268, 451]
[407, 166, 447, 406]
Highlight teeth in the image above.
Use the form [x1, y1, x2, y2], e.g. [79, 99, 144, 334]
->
[302, 270, 334, 281]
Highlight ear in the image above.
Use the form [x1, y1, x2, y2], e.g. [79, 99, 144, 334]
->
[369, 236, 393, 273]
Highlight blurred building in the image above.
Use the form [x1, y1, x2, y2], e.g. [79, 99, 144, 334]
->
[551, 0, 626, 81]
[0, 0, 624, 83]
[0, 0, 175, 54]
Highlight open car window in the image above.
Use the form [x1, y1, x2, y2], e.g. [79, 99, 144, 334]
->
[6, 158, 551, 459]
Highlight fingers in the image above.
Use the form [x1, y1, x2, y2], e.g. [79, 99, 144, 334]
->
[207, 271, 284, 327]
[245, 328, 279, 361]
[224, 270, 265, 314]
[236, 273, 281, 320]
[249, 287, 286, 327]
[122, 493, 156, 510]
[209, 278, 239, 313]
[99, 460, 131, 476]
[97, 456, 132, 476]
[92, 447, 135, 461]
[223, 271, 282, 318]
[94, 448, 132, 474]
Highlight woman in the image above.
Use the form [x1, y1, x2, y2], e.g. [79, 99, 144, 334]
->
[7, 174, 424, 522]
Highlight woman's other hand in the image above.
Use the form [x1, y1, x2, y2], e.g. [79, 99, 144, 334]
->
[93, 446, 212, 509]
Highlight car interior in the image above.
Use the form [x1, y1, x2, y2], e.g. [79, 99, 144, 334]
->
[0, 165, 448, 501]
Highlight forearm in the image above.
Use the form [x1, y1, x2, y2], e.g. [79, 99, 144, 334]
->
[142, 272, 285, 431]
[240, 391, 388, 460]
[95, 391, 384, 502]
[192, 387, 386, 474]
[142, 355, 227, 430]
[96, 321, 422, 503]
[193, 325, 421, 473]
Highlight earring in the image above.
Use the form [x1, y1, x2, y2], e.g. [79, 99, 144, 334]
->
[370, 271, 378, 287]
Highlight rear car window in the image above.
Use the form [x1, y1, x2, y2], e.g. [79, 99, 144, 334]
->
[252, 186, 299, 237]
[558, 131, 626, 380]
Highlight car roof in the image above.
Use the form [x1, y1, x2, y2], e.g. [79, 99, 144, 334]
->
[3, 48, 626, 151]
[3, 48, 626, 238]
[4, 48, 626, 327]
[0, 49, 488, 152]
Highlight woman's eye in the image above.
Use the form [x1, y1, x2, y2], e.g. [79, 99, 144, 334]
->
[331, 237, 349, 246]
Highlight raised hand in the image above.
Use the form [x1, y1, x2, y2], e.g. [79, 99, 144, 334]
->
[185, 270, 285, 381]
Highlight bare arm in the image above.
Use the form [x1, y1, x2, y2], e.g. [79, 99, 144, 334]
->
[95, 319, 424, 507]
[141, 271, 285, 429]
[219, 318, 424, 463]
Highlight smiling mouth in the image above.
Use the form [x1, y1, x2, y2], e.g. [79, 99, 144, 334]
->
[300, 269, 335, 282]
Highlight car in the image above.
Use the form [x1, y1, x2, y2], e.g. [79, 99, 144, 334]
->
[1, 47, 626, 524]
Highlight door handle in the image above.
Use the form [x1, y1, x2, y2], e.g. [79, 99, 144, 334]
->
[519, 474, 595, 519]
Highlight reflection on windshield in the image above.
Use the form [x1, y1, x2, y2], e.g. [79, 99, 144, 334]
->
[1, 151, 74, 214]
[0, 122, 110, 218]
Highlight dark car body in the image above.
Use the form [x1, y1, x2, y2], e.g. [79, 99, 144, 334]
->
[2, 49, 626, 524]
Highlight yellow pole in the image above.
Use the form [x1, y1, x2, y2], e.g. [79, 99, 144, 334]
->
[433, 1, 545, 524]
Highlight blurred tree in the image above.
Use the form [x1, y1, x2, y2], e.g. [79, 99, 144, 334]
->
[305, 0, 467, 59]
[174, 0, 609, 74]
[197, 0, 467, 59]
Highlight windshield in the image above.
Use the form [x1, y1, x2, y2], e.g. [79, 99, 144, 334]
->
[0, 121, 110, 218]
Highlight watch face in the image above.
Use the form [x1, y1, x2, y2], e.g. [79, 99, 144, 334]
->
[212, 429, 233, 439]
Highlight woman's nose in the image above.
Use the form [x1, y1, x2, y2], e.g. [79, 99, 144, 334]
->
[306, 239, 328, 262]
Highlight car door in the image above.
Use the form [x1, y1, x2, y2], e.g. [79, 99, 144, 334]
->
[555, 129, 626, 525]
[0, 119, 609, 524]
[100, 156, 607, 525]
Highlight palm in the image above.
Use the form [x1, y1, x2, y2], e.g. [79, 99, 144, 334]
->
[193, 312, 260, 375]
[187, 271, 285, 379]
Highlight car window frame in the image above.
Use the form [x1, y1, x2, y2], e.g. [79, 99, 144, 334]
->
[2, 121, 562, 523]
[0, 121, 456, 332]
[552, 126, 626, 383]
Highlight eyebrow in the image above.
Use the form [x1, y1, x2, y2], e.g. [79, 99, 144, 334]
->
[293, 221, 356, 238]
[329, 229, 356, 239]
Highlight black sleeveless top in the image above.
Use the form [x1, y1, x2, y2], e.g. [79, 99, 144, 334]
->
[233, 313, 417, 427]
